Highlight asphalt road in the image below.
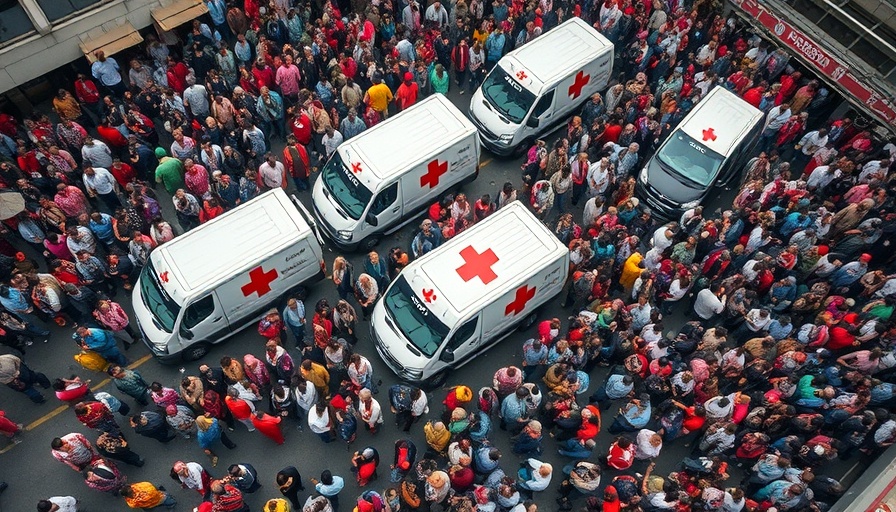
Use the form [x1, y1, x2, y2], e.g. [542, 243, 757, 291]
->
[0, 88, 870, 512]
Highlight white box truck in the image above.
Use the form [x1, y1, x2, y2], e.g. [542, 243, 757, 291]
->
[371, 201, 569, 384]
[133, 189, 326, 362]
[312, 94, 480, 251]
[469, 17, 613, 156]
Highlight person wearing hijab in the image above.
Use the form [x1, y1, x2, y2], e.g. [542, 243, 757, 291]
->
[195, 413, 236, 466]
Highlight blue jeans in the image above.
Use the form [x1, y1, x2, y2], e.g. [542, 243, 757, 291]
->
[558, 439, 592, 459]
[148, 492, 177, 509]
[14, 311, 49, 336]
[287, 322, 305, 347]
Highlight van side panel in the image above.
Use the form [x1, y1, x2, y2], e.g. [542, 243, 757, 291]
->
[398, 133, 479, 215]
[217, 236, 323, 324]
[552, 49, 613, 118]
[480, 253, 568, 342]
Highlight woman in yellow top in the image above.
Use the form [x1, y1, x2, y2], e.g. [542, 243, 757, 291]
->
[121, 481, 176, 509]
[619, 252, 644, 295]
[472, 20, 490, 47]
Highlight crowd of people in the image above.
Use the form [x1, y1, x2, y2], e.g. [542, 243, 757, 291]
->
[0, 0, 894, 510]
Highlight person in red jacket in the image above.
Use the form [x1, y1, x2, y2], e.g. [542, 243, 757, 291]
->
[199, 198, 224, 224]
[251, 411, 284, 445]
[606, 436, 636, 470]
[109, 158, 136, 188]
[451, 39, 470, 89]
[282, 135, 311, 191]
[166, 57, 190, 94]
[288, 108, 312, 147]
[96, 121, 128, 150]
[225, 389, 256, 433]
[395, 73, 419, 112]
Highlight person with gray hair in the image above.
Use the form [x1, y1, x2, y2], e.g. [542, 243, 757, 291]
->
[340, 108, 367, 140]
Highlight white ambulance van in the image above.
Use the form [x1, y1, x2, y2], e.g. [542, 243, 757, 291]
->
[133, 189, 326, 362]
[635, 86, 764, 219]
[312, 94, 480, 251]
[469, 17, 613, 156]
[371, 201, 569, 384]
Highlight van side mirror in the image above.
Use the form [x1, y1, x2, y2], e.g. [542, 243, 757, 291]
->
[526, 117, 539, 128]
[366, 213, 379, 226]
[179, 326, 194, 340]
[440, 348, 455, 363]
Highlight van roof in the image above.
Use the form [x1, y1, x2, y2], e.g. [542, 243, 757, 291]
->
[677, 87, 764, 157]
[502, 17, 611, 94]
[404, 202, 567, 321]
[153, 189, 312, 299]
[337, 94, 476, 186]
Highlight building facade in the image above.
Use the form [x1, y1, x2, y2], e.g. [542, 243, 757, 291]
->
[0, 0, 203, 113]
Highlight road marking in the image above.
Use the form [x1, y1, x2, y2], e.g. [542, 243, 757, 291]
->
[5, 353, 155, 451]
[24, 404, 69, 432]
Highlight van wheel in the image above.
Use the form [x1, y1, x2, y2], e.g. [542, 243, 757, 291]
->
[184, 343, 210, 361]
[420, 370, 448, 390]
[513, 138, 534, 157]
[460, 170, 478, 187]
[359, 235, 380, 251]
[517, 310, 538, 331]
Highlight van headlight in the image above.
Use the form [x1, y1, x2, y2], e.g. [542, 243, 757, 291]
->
[639, 167, 649, 184]
[498, 134, 513, 143]
[681, 200, 701, 209]
[336, 230, 353, 241]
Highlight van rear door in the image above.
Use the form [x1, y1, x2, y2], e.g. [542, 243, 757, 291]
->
[178, 292, 230, 344]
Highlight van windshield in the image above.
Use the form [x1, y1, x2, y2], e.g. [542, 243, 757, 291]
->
[320, 151, 373, 220]
[656, 132, 725, 187]
[139, 261, 180, 333]
[481, 66, 536, 124]
[384, 276, 449, 357]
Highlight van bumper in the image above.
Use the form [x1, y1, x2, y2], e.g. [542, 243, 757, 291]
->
[139, 333, 183, 363]
[469, 111, 515, 156]
[311, 202, 361, 251]
[477, 134, 515, 156]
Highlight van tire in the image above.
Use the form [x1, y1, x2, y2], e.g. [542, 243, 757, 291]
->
[513, 138, 534, 157]
[359, 235, 380, 251]
[517, 310, 538, 331]
[420, 370, 448, 390]
[184, 343, 210, 361]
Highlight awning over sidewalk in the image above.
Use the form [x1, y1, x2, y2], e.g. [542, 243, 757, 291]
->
[79, 22, 144, 64]
[151, 0, 209, 32]
[730, 0, 896, 133]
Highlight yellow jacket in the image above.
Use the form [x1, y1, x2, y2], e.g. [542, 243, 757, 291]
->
[124, 482, 165, 509]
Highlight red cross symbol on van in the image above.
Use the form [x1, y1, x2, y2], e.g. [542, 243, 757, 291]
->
[455, 246, 499, 285]
[568, 71, 591, 99]
[420, 159, 448, 189]
[159, 271, 169, 283]
[351, 162, 362, 174]
[516, 70, 528, 81]
[505, 285, 536, 316]
[702, 127, 717, 141]
[241, 266, 279, 297]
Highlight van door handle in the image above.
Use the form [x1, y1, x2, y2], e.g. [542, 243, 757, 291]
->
[212, 316, 223, 322]
[391, 206, 400, 213]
